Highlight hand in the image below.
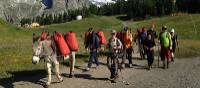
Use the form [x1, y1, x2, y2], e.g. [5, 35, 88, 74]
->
[170, 46, 172, 50]
[150, 48, 154, 51]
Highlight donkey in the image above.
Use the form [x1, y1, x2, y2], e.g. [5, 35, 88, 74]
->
[32, 33, 63, 86]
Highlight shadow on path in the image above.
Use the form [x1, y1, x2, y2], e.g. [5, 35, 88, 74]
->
[0, 70, 46, 88]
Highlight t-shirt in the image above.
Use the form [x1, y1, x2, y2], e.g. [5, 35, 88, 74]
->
[171, 34, 178, 47]
[144, 39, 156, 49]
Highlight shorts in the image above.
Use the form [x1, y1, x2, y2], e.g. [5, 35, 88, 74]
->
[161, 46, 171, 61]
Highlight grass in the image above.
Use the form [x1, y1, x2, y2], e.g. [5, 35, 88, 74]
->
[0, 14, 200, 78]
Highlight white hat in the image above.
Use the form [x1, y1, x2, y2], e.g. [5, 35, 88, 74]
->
[111, 30, 117, 34]
[171, 28, 175, 33]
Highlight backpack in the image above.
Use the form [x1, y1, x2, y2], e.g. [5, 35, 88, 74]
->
[89, 32, 100, 49]
[97, 31, 107, 45]
[94, 33, 100, 49]
[139, 32, 147, 44]
[41, 32, 47, 40]
[123, 30, 133, 49]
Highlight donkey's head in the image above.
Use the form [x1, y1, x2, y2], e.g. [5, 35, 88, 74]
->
[32, 33, 43, 64]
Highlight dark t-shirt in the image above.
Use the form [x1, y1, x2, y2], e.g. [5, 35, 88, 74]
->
[144, 39, 156, 49]
[172, 34, 178, 46]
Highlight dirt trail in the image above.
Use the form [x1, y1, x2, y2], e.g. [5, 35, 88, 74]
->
[0, 53, 200, 88]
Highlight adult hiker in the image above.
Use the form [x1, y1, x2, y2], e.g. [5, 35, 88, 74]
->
[147, 24, 158, 40]
[85, 28, 100, 71]
[107, 29, 123, 83]
[144, 34, 156, 70]
[159, 26, 172, 69]
[170, 28, 178, 62]
[122, 28, 134, 68]
[134, 29, 142, 53]
[139, 27, 147, 59]
[65, 31, 78, 78]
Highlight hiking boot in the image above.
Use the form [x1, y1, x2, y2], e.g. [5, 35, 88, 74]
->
[171, 58, 174, 62]
[86, 67, 90, 71]
[129, 64, 133, 68]
[163, 62, 166, 69]
[111, 79, 117, 83]
[148, 66, 151, 70]
[95, 65, 99, 70]
[69, 73, 74, 78]
[167, 61, 169, 69]
[121, 64, 125, 68]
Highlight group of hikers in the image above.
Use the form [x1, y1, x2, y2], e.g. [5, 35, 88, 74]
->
[83, 25, 178, 82]
[32, 24, 178, 86]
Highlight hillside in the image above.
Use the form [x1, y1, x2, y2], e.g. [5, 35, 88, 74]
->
[0, 14, 200, 78]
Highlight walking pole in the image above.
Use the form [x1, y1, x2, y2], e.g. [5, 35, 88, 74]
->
[157, 44, 160, 68]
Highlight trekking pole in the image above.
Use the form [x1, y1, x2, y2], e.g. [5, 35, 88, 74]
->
[157, 44, 160, 68]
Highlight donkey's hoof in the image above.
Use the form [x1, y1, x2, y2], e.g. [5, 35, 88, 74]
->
[43, 82, 50, 88]
[58, 77, 64, 83]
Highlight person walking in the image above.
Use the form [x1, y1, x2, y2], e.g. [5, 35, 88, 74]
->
[159, 26, 172, 69]
[122, 28, 134, 68]
[107, 30, 123, 83]
[139, 27, 147, 59]
[144, 34, 156, 70]
[85, 28, 100, 71]
[170, 28, 178, 62]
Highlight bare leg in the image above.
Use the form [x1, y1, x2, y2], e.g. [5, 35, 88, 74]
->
[69, 51, 76, 78]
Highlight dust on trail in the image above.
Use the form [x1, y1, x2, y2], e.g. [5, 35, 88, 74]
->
[0, 52, 200, 88]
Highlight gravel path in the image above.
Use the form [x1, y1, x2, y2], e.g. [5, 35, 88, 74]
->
[0, 54, 200, 88]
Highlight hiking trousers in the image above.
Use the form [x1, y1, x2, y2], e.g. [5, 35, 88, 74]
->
[88, 50, 99, 68]
[126, 48, 133, 64]
[107, 52, 119, 79]
[146, 50, 154, 66]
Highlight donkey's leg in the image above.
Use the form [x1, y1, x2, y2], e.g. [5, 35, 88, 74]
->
[46, 62, 52, 85]
[54, 59, 63, 82]
[69, 51, 76, 78]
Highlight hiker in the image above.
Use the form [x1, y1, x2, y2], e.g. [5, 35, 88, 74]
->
[122, 28, 133, 68]
[147, 24, 158, 40]
[144, 34, 156, 70]
[159, 26, 172, 69]
[65, 31, 79, 78]
[134, 29, 142, 53]
[170, 28, 178, 62]
[139, 27, 147, 59]
[107, 29, 123, 83]
[85, 28, 100, 71]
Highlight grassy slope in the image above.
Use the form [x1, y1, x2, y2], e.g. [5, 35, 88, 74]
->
[0, 14, 200, 78]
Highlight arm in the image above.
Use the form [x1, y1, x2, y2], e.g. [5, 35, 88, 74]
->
[117, 39, 123, 49]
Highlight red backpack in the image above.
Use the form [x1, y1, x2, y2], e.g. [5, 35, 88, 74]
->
[97, 31, 107, 45]
[40, 32, 47, 40]
[65, 32, 78, 51]
[53, 32, 70, 56]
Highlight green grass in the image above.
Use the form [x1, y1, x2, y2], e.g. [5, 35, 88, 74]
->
[0, 14, 200, 78]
